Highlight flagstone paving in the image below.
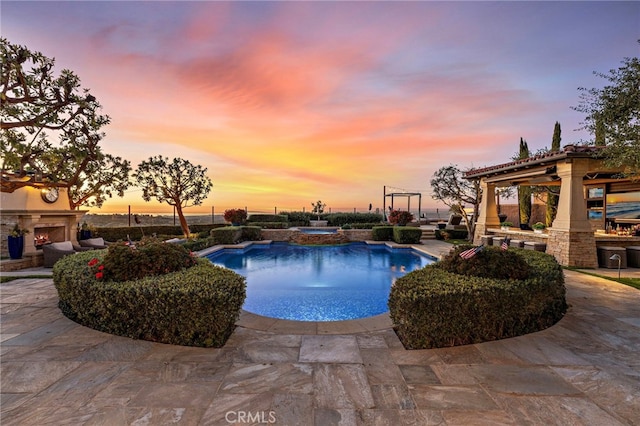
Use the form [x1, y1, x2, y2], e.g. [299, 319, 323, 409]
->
[1, 269, 639, 425]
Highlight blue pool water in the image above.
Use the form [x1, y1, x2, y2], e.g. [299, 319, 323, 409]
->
[297, 228, 338, 234]
[207, 242, 434, 321]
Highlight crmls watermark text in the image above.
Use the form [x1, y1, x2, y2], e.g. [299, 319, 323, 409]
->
[225, 411, 277, 424]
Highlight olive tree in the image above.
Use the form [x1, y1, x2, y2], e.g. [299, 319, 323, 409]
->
[430, 164, 480, 241]
[0, 38, 131, 209]
[573, 50, 640, 179]
[134, 156, 212, 237]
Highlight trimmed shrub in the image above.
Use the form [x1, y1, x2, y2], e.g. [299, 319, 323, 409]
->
[393, 227, 422, 244]
[281, 211, 312, 226]
[372, 226, 394, 241]
[210, 226, 262, 244]
[99, 242, 197, 282]
[438, 245, 531, 280]
[389, 249, 566, 349]
[94, 224, 221, 242]
[241, 226, 263, 241]
[325, 213, 383, 226]
[211, 227, 243, 244]
[182, 236, 217, 252]
[54, 251, 246, 347]
[248, 214, 288, 223]
[249, 222, 289, 229]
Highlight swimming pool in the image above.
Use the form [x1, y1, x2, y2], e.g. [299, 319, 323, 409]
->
[207, 242, 434, 321]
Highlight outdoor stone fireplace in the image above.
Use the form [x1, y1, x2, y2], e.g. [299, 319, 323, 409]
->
[1, 186, 87, 265]
[1, 210, 86, 258]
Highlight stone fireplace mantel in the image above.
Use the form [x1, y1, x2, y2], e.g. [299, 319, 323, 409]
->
[1, 209, 87, 257]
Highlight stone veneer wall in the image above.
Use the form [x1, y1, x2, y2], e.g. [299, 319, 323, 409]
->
[547, 229, 598, 268]
[341, 229, 373, 241]
[260, 229, 297, 241]
[289, 233, 350, 245]
[260, 229, 373, 243]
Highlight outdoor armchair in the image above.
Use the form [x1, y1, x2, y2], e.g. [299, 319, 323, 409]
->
[42, 241, 93, 268]
[79, 237, 109, 249]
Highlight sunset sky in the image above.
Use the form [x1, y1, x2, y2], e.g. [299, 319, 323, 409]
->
[2, 1, 638, 215]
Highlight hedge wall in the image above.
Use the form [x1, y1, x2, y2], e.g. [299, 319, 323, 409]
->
[210, 226, 263, 244]
[372, 226, 395, 241]
[325, 213, 383, 226]
[248, 214, 289, 223]
[388, 248, 566, 349]
[53, 251, 246, 347]
[95, 224, 222, 242]
[393, 227, 422, 244]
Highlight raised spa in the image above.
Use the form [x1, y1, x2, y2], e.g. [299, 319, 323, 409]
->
[207, 242, 434, 321]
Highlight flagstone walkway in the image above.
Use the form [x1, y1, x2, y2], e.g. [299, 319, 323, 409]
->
[1, 269, 639, 424]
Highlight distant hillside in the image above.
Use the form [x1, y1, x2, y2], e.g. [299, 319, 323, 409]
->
[82, 214, 224, 227]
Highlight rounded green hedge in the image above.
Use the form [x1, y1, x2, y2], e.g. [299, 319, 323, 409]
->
[388, 248, 567, 349]
[53, 250, 246, 347]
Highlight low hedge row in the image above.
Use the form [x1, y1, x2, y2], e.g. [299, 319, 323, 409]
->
[248, 214, 288, 223]
[248, 222, 289, 229]
[325, 213, 383, 226]
[372, 226, 422, 243]
[388, 248, 566, 349]
[53, 251, 246, 347]
[277, 211, 384, 227]
[210, 226, 263, 244]
[95, 224, 222, 241]
[393, 227, 423, 244]
[372, 226, 394, 241]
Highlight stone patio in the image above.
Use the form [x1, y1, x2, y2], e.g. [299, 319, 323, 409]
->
[1, 262, 639, 424]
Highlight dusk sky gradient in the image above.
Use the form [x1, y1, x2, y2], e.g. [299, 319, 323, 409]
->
[2, 1, 639, 215]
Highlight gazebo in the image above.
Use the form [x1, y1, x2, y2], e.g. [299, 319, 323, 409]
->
[464, 145, 640, 268]
[383, 186, 422, 221]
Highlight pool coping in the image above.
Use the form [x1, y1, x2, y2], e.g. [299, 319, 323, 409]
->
[236, 310, 394, 335]
[197, 240, 447, 334]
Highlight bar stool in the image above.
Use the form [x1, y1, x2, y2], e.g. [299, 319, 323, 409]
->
[524, 241, 547, 252]
[597, 246, 627, 269]
[626, 246, 640, 268]
[509, 239, 525, 248]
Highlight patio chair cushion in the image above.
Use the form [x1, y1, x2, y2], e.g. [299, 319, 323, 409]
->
[79, 237, 107, 248]
[49, 241, 74, 251]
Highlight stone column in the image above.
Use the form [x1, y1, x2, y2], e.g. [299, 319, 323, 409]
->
[473, 179, 500, 244]
[548, 159, 598, 267]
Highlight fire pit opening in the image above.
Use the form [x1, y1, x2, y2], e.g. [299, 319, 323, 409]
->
[33, 226, 66, 249]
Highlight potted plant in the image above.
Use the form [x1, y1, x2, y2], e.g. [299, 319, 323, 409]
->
[388, 210, 414, 226]
[500, 221, 513, 231]
[223, 209, 247, 226]
[79, 222, 93, 240]
[7, 224, 29, 260]
[532, 222, 546, 233]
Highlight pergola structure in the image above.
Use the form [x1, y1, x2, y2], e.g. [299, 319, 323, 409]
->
[464, 145, 640, 268]
[383, 186, 422, 221]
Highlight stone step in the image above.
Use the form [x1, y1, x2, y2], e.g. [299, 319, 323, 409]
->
[421, 229, 436, 240]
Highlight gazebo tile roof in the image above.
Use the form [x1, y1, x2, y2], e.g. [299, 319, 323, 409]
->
[464, 144, 604, 178]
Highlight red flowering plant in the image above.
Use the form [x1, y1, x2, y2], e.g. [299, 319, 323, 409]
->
[88, 257, 105, 280]
[223, 208, 247, 225]
[388, 210, 414, 226]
